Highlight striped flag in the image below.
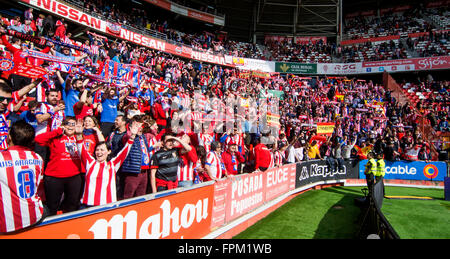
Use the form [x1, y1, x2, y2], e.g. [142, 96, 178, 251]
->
[0, 114, 9, 151]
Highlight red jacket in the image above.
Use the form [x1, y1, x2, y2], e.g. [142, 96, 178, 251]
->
[153, 102, 167, 126]
[55, 24, 66, 39]
[34, 128, 82, 178]
[253, 143, 271, 169]
[221, 149, 245, 175]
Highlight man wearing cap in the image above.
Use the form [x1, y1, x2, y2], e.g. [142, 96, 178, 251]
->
[222, 140, 245, 176]
[50, 42, 88, 63]
[364, 152, 377, 197]
[375, 152, 386, 197]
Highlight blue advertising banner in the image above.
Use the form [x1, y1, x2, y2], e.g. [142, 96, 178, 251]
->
[359, 160, 447, 181]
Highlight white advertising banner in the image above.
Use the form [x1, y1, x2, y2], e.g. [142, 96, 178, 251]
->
[26, 0, 107, 33]
[317, 63, 363, 75]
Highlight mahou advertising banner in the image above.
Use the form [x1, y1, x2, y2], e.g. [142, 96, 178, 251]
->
[0, 185, 214, 239]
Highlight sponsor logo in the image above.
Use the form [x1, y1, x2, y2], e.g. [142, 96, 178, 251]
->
[88, 199, 209, 239]
[417, 57, 449, 70]
[334, 64, 356, 71]
[385, 165, 417, 175]
[423, 164, 439, 179]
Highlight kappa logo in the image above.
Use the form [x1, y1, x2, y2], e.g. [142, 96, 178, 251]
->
[298, 163, 346, 181]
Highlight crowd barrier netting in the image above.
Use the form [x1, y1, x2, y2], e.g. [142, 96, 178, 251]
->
[2, 159, 443, 239]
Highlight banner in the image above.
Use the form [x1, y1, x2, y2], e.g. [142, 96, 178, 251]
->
[12, 63, 48, 79]
[213, 164, 297, 225]
[0, 185, 214, 239]
[266, 113, 280, 127]
[295, 36, 327, 45]
[275, 62, 317, 74]
[25, 50, 82, 65]
[264, 164, 297, 202]
[210, 180, 228, 229]
[358, 160, 447, 181]
[251, 70, 271, 79]
[316, 122, 335, 136]
[24, 0, 107, 32]
[317, 63, 362, 75]
[295, 160, 359, 188]
[226, 171, 266, 222]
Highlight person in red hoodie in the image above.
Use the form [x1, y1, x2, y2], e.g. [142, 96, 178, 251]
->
[221, 140, 245, 176]
[253, 135, 272, 172]
[35, 116, 82, 215]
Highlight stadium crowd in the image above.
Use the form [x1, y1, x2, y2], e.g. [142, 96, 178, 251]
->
[0, 2, 448, 233]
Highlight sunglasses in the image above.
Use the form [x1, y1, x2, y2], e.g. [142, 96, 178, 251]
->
[0, 96, 13, 103]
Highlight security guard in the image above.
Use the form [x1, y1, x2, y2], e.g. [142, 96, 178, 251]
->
[364, 152, 377, 196]
[375, 153, 386, 196]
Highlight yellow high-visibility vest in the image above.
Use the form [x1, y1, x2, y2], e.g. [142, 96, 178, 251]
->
[366, 158, 377, 175]
[376, 159, 386, 177]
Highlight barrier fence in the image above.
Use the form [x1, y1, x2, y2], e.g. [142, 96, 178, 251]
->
[0, 159, 446, 239]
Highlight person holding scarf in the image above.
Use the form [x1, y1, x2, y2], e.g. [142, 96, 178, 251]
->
[119, 116, 150, 199]
[221, 140, 245, 176]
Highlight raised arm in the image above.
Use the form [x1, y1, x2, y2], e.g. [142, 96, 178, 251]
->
[111, 122, 139, 171]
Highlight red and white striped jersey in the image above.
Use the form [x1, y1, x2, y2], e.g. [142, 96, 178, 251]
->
[35, 103, 54, 136]
[273, 150, 284, 167]
[0, 146, 44, 233]
[190, 111, 204, 122]
[178, 93, 190, 109]
[177, 147, 197, 182]
[0, 92, 21, 151]
[268, 152, 275, 169]
[90, 44, 99, 56]
[198, 133, 214, 153]
[205, 151, 225, 179]
[78, 139, 133, 206]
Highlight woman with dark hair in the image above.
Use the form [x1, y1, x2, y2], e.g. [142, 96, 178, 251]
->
[75, 120, 139, 207]
[81, 115, 102, 155]
[34, 116, 82, 215]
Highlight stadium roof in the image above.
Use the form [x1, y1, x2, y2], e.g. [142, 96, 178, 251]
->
[214, 0, 340, 42]
[211, 0, 431, 43]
